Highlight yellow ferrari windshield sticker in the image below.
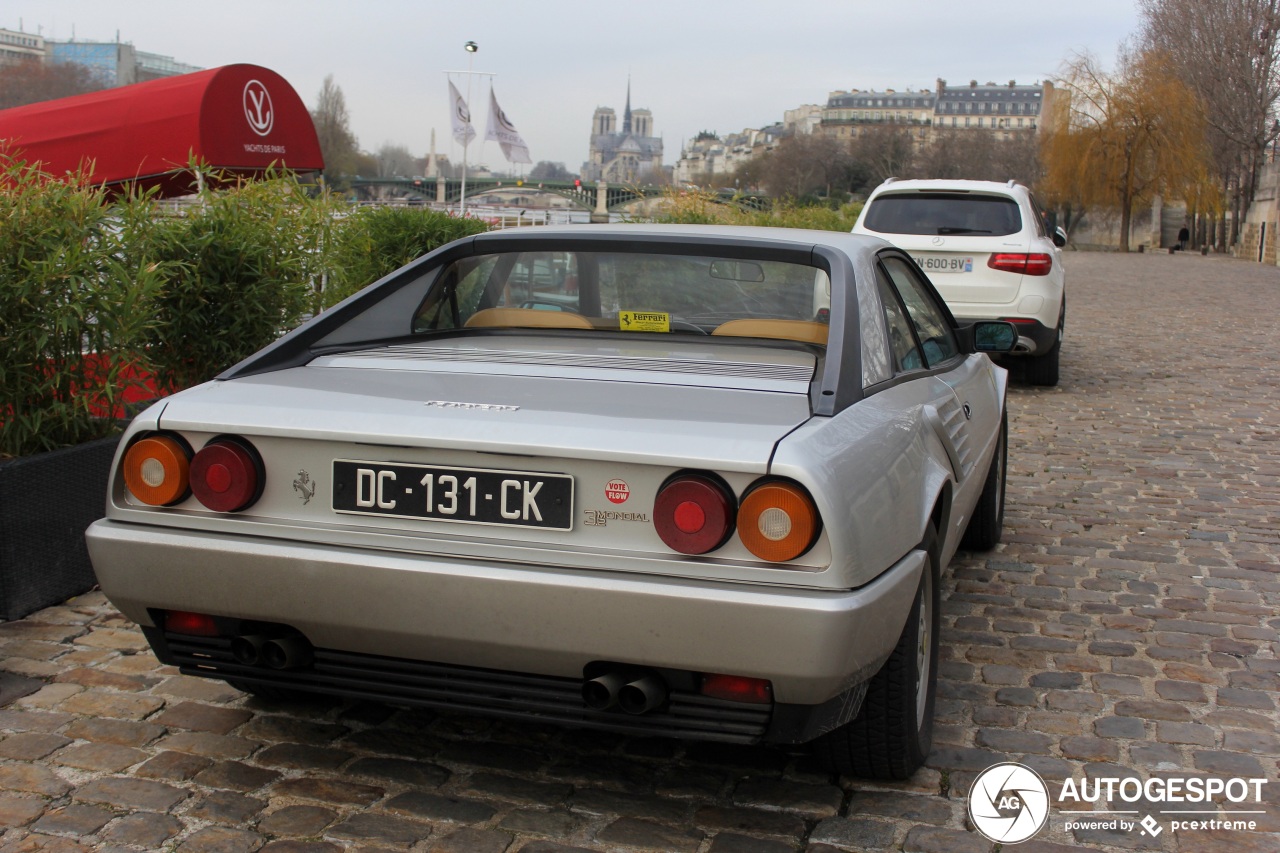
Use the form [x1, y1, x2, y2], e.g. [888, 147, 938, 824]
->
[619, 311, 670, 332]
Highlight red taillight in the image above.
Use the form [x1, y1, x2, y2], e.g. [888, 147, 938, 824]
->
[654, 474, 735, 555]
[165, 610, 220, 637]
[700, 673, 773, 704]
[190, 438, 263, 513]
[987, 252, 1053, 276]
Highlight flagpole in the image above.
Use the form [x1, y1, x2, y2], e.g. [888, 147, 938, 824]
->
[460, 41, 477, 215]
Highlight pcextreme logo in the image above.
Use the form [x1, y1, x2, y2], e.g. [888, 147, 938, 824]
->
[968, 762, 1270, 844]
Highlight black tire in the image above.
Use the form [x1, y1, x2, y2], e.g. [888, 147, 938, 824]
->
[961, 410, 1007, 551]
[813, 526, 940, 779]
[1025, 343, 1060, 386]
[1025, 301, 1064, 387]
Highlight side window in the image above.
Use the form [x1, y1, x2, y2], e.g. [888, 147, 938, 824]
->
[1026, 192, 1050, 238]
[880, 256, 959, 367]
[499, 252, 581, 312]
[876, 269, 924, 372]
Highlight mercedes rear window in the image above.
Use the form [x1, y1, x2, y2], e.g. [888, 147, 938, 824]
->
[863, 193, 1022, 237]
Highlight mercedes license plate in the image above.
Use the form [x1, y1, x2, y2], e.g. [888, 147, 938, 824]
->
[332, 460, 573, 530]
[914, 255, 974, 273]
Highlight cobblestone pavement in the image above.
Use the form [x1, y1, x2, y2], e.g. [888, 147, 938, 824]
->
[1, 251, 1277, 853]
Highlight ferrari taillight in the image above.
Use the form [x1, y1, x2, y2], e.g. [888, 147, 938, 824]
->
[653, 473, 735, 555]
[164, 610, 220, 637]
[122, 434, 192, 506]
[987, 252, 1053, 276]
[736, 480, 820, 563]
[700, 673, 773, 704]
[190, 437, 264, 513]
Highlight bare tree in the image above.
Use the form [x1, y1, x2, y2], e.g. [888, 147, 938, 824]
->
[529, 161, 573, 180]
[916, 131, 995, 181]
[849, 124, 915, 191]
[375, 143, 416, 178]
[757, 133, 852, 199]
[1139, 0, 1280, 247]
[0, 60, 102, 111]
[910, 130, 1042, 187]
[310, 75, 361, 186]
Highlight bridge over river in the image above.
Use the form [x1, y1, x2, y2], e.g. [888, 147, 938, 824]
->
[352, 176, 768, 216]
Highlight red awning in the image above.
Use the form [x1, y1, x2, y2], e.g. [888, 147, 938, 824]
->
[0, 64, 324, 197]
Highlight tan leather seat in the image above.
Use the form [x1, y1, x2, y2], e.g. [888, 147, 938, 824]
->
[465, 307, 594, 330]
[712, 319, 829, 345]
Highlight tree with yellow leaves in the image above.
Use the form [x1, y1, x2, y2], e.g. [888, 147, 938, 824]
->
[1040, 49, 1219, 251]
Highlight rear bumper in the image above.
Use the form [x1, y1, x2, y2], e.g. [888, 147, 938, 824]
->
[87, 519, 924, 716]
[149, 628, 781, 743]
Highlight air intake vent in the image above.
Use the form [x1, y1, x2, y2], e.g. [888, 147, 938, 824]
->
[936, 396, 975, 475]
[318, 344, 816, 391]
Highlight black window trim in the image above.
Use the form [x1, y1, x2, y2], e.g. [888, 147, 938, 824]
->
[862, 249, 967, 393]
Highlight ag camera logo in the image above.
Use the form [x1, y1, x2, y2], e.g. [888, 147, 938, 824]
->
[969, 762, 1051, 844]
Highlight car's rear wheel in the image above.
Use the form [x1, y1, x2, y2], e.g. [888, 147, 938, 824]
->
[961, 410, 1006, 551]
[1025, 301, 1064, 387]
[813, 526, 939, 779]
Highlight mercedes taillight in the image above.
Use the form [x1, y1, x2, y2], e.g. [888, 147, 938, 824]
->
[987, 253, 1053, 276]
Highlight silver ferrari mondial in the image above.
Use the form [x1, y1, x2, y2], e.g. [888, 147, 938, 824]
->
[88, 224, 1015, 779]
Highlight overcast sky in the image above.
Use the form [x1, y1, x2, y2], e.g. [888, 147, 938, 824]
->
[10, 1, 1142, 171]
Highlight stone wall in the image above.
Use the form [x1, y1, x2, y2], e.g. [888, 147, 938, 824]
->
[1064, 198, 1164, 251]
[1235, 161, 1279, 264]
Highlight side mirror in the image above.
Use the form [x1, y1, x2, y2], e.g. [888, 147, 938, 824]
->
[1052, 227, 1068, 248]
[959, 320, 1019, 354]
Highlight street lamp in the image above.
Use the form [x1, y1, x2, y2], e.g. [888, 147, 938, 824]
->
[460, 41, 478, 215]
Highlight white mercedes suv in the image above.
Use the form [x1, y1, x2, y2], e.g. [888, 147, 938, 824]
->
[852, 179, 1067, 386]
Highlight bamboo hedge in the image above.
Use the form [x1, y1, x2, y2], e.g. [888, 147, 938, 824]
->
[0, 156, 165, 456]
[0, 156, 488, 459]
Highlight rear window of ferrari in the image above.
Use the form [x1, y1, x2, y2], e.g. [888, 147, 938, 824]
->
[863, 193, 1022, 237]
[411, 250, 831, 336]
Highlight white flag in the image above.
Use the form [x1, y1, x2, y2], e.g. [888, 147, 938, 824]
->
[485, 88, 532, 164]
[448, 80, 475, 147]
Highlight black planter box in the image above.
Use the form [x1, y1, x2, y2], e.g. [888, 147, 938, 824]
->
[0, 434, 121, 621]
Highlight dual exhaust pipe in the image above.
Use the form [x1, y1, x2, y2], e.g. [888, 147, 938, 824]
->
[230, 634, 313, 670]
[582, 671, 668, 715]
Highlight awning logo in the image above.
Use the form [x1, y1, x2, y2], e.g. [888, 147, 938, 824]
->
[243, 80, 274, 137]
[969, 762, 1051, 844]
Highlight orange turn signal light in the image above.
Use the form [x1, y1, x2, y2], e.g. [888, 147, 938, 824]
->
[122, 435, 191, 506]
[736, 480, 819, 563]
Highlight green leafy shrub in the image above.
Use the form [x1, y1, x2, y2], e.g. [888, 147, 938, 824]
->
[0, 157, 493, 453]
[139, 172, 338, 393]
[653, 188, 862, 231]
[321, 206, 490, 308]
[0, 155, 165, 457]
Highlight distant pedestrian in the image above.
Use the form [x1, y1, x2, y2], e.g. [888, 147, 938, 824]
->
[1177, 224, 1190, 251]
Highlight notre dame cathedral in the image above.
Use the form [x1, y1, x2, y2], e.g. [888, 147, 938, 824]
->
[580, 82, 664, 184]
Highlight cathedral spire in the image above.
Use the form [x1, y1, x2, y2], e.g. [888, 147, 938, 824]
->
[623, 77, 632, 135]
